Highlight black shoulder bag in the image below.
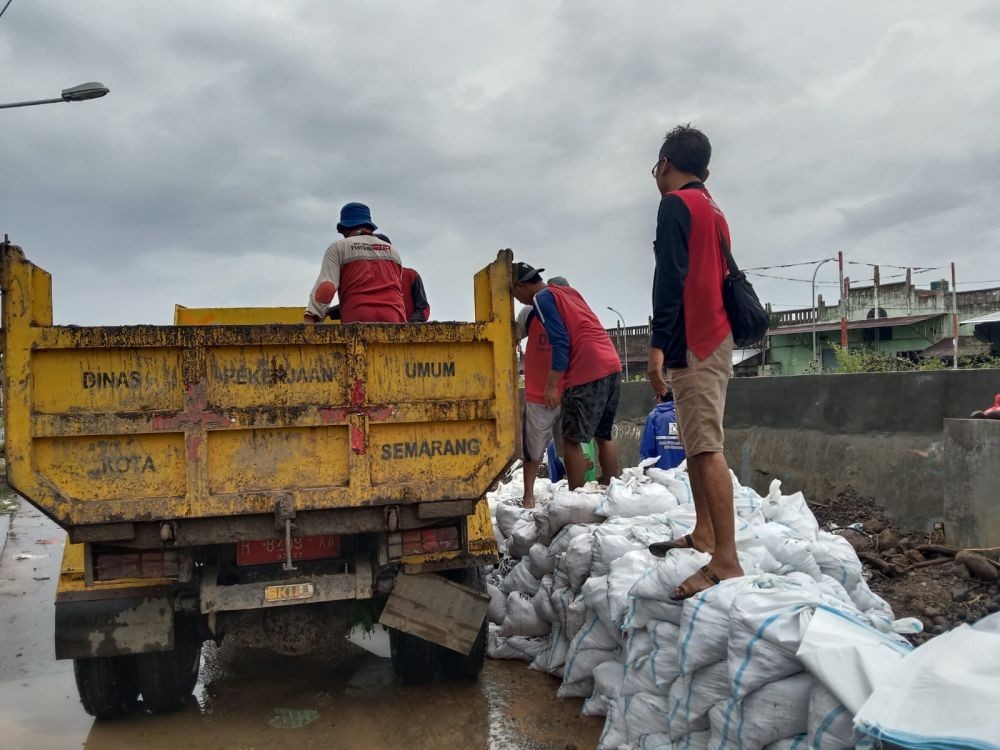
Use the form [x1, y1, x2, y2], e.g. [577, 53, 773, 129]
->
[717, 226, 769, 347]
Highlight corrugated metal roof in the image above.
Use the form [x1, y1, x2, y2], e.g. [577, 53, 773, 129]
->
[918, 336, 991, 359]
[961, 311, 1000, 325]
[769, 313, 942, 337]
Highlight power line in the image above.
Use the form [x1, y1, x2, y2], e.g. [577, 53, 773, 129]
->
[746, 271, 840, 284]
[0, 0, 14, 21]
[741, 258, 836, 272]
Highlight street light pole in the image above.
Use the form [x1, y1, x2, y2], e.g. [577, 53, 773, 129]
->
[811, 258, 836, 365]
[606, 306, 630, 382]
[0, 82, 110, 110]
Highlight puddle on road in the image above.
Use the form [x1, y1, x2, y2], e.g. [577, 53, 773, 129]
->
[66, 640, 601, 750]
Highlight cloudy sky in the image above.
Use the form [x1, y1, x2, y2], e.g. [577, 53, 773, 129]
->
[2, 1, 999, 327]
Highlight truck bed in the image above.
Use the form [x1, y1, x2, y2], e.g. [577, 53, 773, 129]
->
[2, 245, 517, 545]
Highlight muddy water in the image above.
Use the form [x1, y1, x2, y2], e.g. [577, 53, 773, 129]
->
[0, 501, 603, 750]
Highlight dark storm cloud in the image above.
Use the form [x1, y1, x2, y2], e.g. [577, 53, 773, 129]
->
[1, 1, 998, 325]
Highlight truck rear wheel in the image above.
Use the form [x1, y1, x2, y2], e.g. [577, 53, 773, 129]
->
[389, 627, 439, 685]
[135, 625, 202, 714]
[440, 566, 487, 679]
[388, 566, 489, 684]
[73, 655, 140, 719]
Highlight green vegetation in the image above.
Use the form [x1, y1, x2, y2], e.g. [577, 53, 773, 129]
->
[830, 344, 1000, 374]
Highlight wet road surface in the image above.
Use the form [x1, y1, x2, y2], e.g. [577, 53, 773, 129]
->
[0, 500, 603, 750]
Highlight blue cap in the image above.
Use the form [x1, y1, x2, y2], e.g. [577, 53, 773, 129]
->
[337, 202, 377, 232]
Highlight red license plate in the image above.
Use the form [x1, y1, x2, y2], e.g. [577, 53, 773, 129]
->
[236, 534, 342, 566]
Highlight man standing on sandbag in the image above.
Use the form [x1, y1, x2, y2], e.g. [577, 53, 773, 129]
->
[512, 262, 622, 491]
[515, 275, 574, 506]
[645, 125, 744, 599]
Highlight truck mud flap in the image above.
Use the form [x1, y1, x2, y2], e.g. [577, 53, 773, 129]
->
[378, 573, 489, 655]
[55, 595, 174, 659]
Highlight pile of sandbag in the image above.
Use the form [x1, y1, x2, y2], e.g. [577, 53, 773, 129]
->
[485, 462, 918, 750]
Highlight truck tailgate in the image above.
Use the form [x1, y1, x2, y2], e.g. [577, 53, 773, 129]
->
[2, 246, 517, 534]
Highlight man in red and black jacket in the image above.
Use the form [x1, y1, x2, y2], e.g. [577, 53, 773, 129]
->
[646, 125, 744, 599]
[513, 262, 622, 490]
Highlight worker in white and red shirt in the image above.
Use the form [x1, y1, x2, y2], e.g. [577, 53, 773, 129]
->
[303, 203, 406, 324]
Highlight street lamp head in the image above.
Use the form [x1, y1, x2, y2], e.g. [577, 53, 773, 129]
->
[61, 82, 110, 102]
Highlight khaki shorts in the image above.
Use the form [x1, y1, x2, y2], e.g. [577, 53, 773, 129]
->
[667, 333, 733, 457]
[522, 401, 561, 461]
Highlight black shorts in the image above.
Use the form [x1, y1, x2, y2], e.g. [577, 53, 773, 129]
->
[561, 372, 621, 443]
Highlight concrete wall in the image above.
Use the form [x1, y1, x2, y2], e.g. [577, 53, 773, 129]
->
[613, 370, 1000, 540]
[943, 419, 1000, 548]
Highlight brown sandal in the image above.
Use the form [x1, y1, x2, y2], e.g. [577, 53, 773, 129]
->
[669, 565, 721, 601]
[648, 534, 695, 558]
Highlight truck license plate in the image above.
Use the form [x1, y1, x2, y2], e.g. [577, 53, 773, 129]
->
[236, 534, 341, 566]
[264, 582, 315, 603]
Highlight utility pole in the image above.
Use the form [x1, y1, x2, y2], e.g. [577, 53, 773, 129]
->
[873, 265, 880, 352]
[811, 258, 835, 364]
[952, 262, 959, 370]
[838, 251, 847, 350]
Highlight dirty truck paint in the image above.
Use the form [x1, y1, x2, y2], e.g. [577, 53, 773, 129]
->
[1, 245, 518, 530]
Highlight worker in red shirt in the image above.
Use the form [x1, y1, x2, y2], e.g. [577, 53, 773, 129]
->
[646, 125, 743, 600]
[325, 233, 430, 323]
[512, 262, 622, 490]
[304, 203, 406, 324]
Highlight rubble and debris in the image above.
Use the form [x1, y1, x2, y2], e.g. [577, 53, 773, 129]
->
[814, 487, 1000, 645]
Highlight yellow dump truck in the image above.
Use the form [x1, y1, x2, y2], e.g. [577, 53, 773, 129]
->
[1, 242, 516, 717]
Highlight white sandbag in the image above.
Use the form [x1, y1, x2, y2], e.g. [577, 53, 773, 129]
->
[496, 502, 531, 539]
[807, 683, 853, 750]
[853, 614, 1000, 748]
[648, 620, 682, 690]
[562, 613, 619, 696]
[598, 697, 628, 750]
[846, 580, 894, 633]
[582, 574, 614, 631]
[528, 542, 555, 578]
[486, 624, 549, 661]
[583, 660, 625, 716]
[621, 629, 658, 697]
[609, 549, 661, 627]
[530, 623, 570, 677]
[624, 691, 670, 744]
[597, 477, 679, 518]
[533, 504, 553, 546]
[810, 531, 863, 591]
[548, 522, 592, 558]
[646, 466, 694, 505]
[501, 558, 541, 596]
[732, 472, 766, 519]
[487, 582, 507, 625]
[761, 524, 823, 579]
[761, 481, 818, 541]
[628, 549, 711, 627]
[727, 576, 851, 700]
[551, 586, 587, 639]
[677, 576, 759, 676]
[591, 526, 648, 577]
[507, 516, 540, 558]
[501, 591, 551, 637]
[533, 575, 559, 624]
[664, 661, 730, 741]
[709, 672, 813, 750]
[565, 531, 596, 590]
[569, 611, 620, 653]
[547, 487, 604, 536]
[623, 597, 680, 630]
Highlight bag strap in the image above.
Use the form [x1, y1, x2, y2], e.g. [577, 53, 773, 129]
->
[715, 221, 741, 277]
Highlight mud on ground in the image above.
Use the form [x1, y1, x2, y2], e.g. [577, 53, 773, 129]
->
[813, 487, 1000, 645]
